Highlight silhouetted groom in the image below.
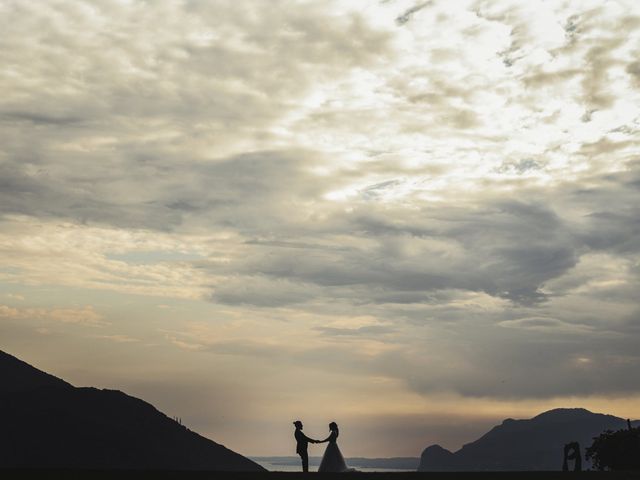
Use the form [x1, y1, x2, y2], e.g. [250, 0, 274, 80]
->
[293, 420, 319, 472]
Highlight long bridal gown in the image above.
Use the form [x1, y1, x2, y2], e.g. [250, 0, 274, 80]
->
[318, 430, 351, 472]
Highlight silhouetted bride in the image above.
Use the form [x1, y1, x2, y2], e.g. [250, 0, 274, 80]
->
[318, 422, 353, 472]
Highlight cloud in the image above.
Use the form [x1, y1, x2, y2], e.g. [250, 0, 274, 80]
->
[0, 304, 107, 327]
[204, 196, 579, 306]
[0, 0, 639, 447]
[395, 1, 432, 25]
[93, 334, 140, 343]
[497, 316, 594, 333]
[314, 325, 396, 337]
[5, 293, 25, 301]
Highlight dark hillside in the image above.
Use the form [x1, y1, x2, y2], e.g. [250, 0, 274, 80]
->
[420, 408, 639, 471]
[0, 350, 264, 471]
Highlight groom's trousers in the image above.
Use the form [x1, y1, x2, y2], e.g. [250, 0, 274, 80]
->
[299, 451, 309, 472]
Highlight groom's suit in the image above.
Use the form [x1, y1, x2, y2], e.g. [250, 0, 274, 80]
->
[295, 429, 314, 472]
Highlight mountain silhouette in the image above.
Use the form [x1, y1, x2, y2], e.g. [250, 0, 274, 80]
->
[0, 350, 71, 393]
[419, 408, 640, 471]
[0, 350, 264, 471]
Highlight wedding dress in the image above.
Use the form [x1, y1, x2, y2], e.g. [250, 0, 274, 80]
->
[318, 429, 351, 472]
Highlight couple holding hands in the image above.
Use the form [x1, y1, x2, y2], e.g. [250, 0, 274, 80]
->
[293, 420, 352, 473]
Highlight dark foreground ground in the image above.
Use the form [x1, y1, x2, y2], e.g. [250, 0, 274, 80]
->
[2, 470, 640, 480]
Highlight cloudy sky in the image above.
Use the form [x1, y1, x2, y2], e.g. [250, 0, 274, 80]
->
[1, 0, 640, 458]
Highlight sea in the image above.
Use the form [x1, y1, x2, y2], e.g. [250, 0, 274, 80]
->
[254, 462, 415, 472]
[252, 458, 416, 473]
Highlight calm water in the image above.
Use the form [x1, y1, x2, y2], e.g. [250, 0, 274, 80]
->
[254, 461, 415, 473]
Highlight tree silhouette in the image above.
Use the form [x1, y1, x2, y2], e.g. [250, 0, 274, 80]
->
[586, 420, 640, 471]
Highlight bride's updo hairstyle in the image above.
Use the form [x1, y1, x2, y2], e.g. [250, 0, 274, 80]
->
[329, 422, 338, 433]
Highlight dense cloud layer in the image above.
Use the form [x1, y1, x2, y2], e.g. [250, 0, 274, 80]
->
[1, 0, 639, 456]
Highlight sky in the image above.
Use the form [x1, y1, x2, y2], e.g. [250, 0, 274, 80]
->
[1, 0, 640, 458]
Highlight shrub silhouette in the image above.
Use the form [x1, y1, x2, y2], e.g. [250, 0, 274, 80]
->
[586, 421, 640, 471]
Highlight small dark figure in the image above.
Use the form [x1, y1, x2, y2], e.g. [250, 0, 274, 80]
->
[293, 420, 319, 472]
[562, 441, 582, 472]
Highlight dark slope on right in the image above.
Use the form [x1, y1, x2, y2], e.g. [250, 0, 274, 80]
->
[419, 408, 640, 471]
